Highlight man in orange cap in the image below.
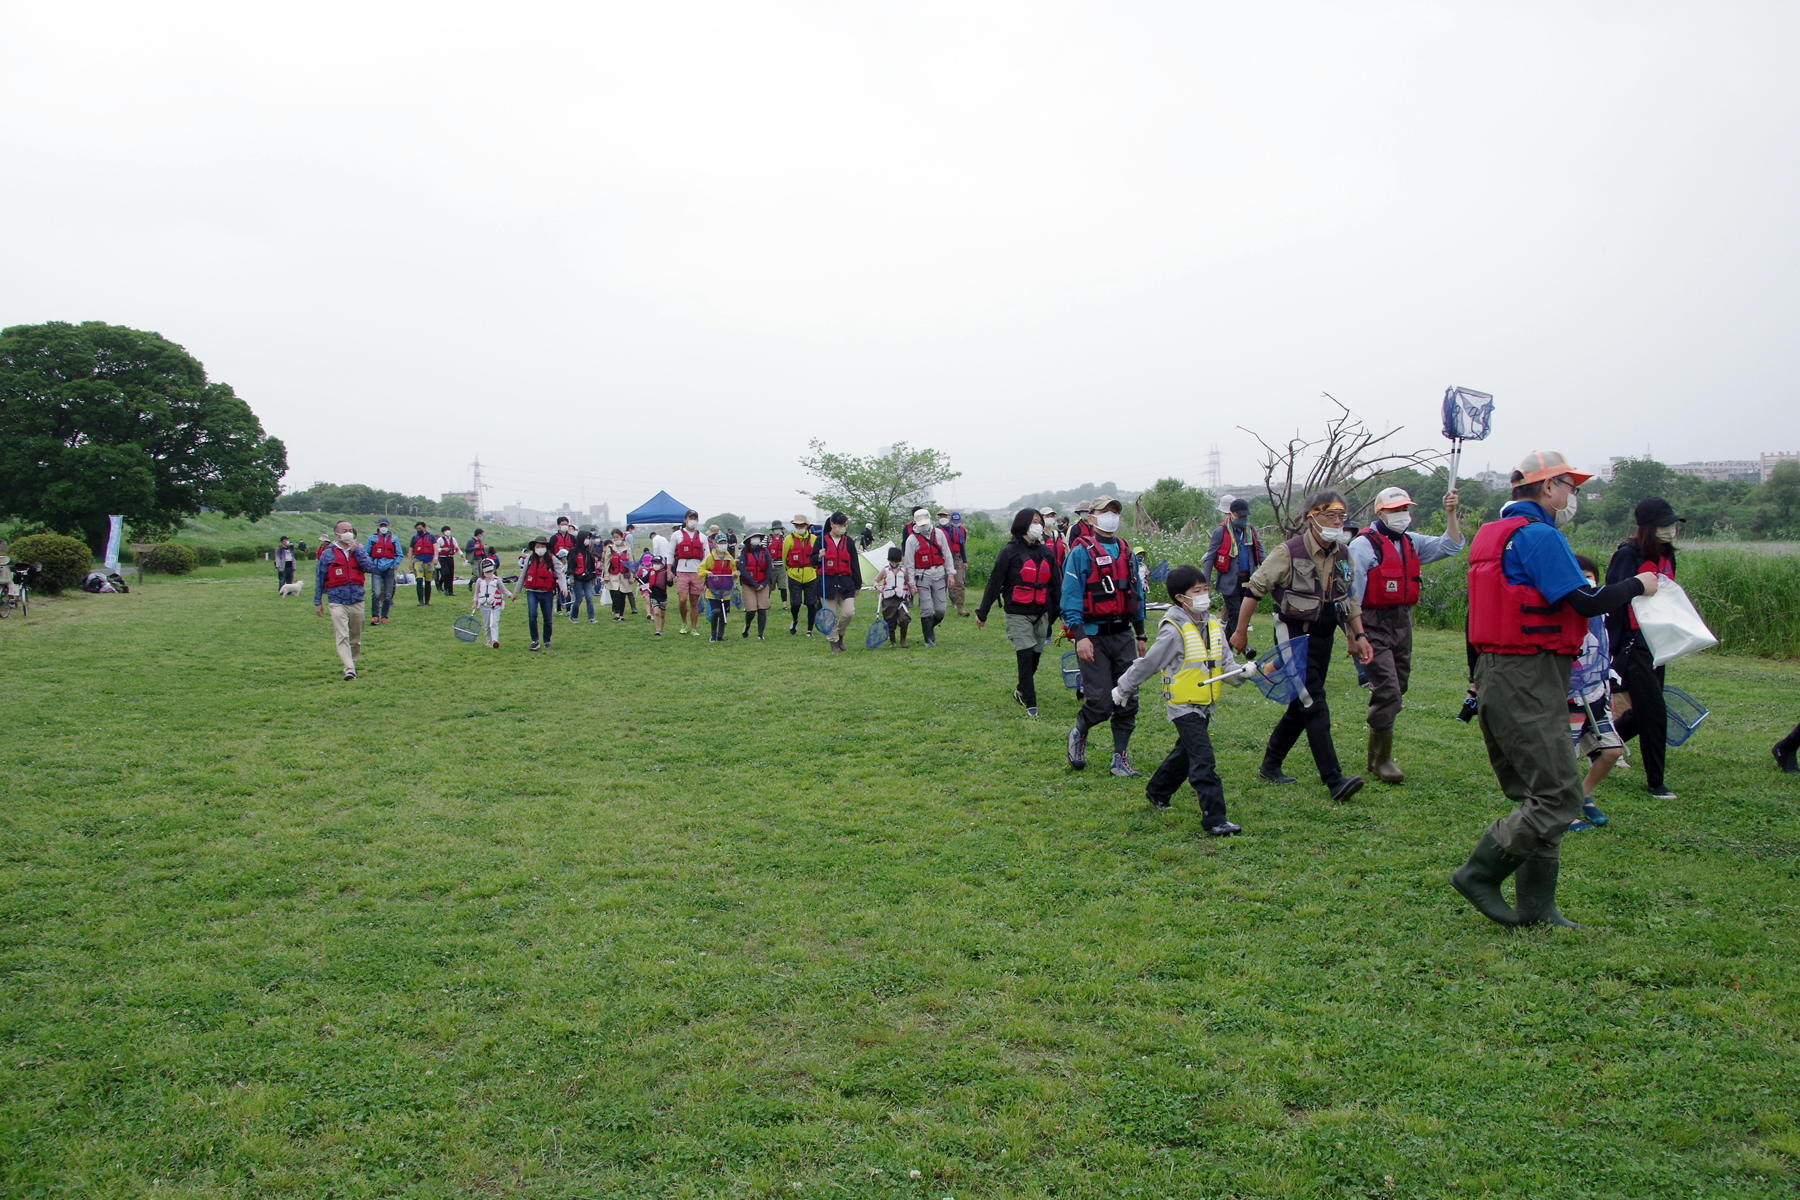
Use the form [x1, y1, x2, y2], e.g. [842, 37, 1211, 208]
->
[1453, 450, 1662, 929]
[1347, 483, 1464, 783]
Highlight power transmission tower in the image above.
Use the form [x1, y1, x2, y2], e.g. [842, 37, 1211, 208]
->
[1206, 443, 1222, 493]
[471, 456, 488, 518]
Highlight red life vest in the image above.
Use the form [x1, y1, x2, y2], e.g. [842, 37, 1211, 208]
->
[1010, 550, 1057, 607]
[607, 545, 632, 575]
[551, 530, 575, 556]
[323, 545, 365, 590]
[1213, 520, 1260, 574]
[911, 530, 945, 570]
[522, 555, 558, 591]
[945, 523, 967, 556]
[369, 532, 399, 560]
[674, 530, 707, 564]
[1467, 516, 1586, 656]
[411, 533, 436, 558]
[741, 547, 770, 586]
[465, 538, 485, 560]
[784, 533, 815, 570]
[822, 535, 855, 575]
[1359, 526, 1421, 609]
[1080, 535, 1137, 621]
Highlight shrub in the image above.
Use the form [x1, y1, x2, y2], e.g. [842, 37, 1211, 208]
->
[6, 532, 93, 594]
[223, 545, 258, 563]
[141, 543, 197, 575]
[193, 545, 224, 567]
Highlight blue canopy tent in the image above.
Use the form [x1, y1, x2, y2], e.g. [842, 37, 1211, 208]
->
[625, 490, 692, 525]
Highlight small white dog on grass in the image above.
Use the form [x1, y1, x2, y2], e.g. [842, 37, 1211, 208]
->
[277, 582, 302, 597]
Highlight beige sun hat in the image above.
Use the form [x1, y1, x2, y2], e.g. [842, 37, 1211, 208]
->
[1512, 450, 1594, 487]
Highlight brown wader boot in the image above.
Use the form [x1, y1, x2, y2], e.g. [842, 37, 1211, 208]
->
[1367, 726, 1405, 784]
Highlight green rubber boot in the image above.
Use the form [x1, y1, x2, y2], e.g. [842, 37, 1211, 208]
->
[1451, 832, 1524, 927]
[1513, 858, 1585, 929]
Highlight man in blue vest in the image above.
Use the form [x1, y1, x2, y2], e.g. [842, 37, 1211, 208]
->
[1061, 496, 1148, 777]
[1453, 451, 1659, 928]
[363, 519, 402, 625]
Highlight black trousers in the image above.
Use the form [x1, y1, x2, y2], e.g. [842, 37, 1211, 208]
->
[1074, 630, 1139, 755]
[1262, 613, 1345, 787]
[1613, 637, 1667, 789]
[1220, 575, 1252, 644]
[1779, 722, 1800, 757]
[277, 562, 295, 586]
[1147, 713, 1228, 829]
[1015, 649, 1041, 708]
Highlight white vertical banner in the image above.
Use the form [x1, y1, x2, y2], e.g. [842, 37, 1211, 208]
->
[104, 515, 123, 571]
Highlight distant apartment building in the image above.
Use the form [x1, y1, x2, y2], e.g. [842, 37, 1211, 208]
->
[1763, 452, 1799, 481]
[497, 501, 612, 529]
[1668, 460, 1761, 484]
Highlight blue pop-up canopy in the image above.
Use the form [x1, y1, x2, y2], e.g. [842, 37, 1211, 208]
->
[625, 490, 691, 525]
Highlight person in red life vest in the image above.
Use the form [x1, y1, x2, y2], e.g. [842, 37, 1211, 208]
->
[469, 558, 513, 648]
[312, 520, 379, 680]
[940, 509, 973, 617]
[1059, 496, 1148, 775]
[976, 508, 1060, 717]
[698, 536, 736, 642]
[434, 526, 459, 596]
[603, 528, 637, 620]
[1230, 490, 1374, 802]
[1451, 451, 1661, 929]
[780, 513, 822, 635]
[818, 512, 863, 654]
[1204, 498, 1264, 649]
[736, 532, 775, 639]
[670, 509, 709, 636]
[1605, 496, 1686, 800]
[904, 507, 957, 648]
[465, 528, 491, 570]
[520, 536, 560, 651]
[874, 545, 916, 648]
[363, 519, 401, 624]
[642, 554, 671, 635]
[1346, 485, 1465, 784]
[1038, 506, 1068, 574]
[409, 521, 437, 606]
[549, 517, 576, 557]
[567, 530, 600, 623]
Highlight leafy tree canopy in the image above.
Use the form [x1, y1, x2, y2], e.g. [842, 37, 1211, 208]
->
[799, 441, 960, 538]
[1137, 477, 1212, 532]
[702, 512, 746, 533]
[277, 482, 469, 520]
[0, 321, 287, 554]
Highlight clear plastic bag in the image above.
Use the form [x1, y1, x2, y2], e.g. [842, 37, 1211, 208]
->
[1628, 578, 1718, 667]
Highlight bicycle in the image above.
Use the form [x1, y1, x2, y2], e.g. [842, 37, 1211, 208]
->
[0, 558, 37, 619]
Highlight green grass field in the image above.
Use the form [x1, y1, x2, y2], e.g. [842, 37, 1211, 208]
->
[5, 566, 1799, 1198]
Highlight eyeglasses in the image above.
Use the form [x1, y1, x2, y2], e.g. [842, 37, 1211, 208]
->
[1310, 508, 1347, 526]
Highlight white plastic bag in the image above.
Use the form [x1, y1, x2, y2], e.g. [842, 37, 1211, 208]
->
[1629, 578, 1718, 667]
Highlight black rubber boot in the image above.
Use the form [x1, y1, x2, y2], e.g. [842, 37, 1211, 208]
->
[1513, 858, 1584, 928]
[1328, 775, 1364, 803]
[1258, 758, 1296, 785]
[1451, 832, 1524, 927]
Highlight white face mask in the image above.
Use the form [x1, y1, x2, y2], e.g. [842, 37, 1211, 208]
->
[1094, 511, 1121, 534]
[686, 520, 698, 530]
[1315, 523, 1348, 544]
[1382, 511, 1412, 534]
[1182, 590, 1212, 613]
[937, 517, 949, 526]
[1026, 523, 1044, 542]
[534, 547, 546, 556]
[1656, 524, 1679, 542]
[1555, 494, 1577, 526]
[338, 530, 356, 543]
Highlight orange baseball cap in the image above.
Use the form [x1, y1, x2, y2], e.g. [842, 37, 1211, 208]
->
[1511, 450, 1593, 487]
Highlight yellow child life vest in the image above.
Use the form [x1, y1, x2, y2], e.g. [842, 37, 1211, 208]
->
[1164, 614, 1226, 706]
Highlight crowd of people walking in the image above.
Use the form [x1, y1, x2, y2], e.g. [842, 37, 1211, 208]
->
[300, 451, 1787, 929]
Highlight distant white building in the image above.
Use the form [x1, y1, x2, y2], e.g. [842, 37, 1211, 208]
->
[1764, 452, 1799, 482]
[1669, 460, 1761, 484]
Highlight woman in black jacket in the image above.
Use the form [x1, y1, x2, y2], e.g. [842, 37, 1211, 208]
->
[1605, 496, 1683, 799]
[977, 507, 1060, 716]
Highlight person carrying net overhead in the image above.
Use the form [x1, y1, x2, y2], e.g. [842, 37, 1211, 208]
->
[1229, 489, 1374, 803]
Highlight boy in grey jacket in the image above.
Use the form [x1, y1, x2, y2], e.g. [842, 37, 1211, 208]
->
[1113, 565, 1246, 836]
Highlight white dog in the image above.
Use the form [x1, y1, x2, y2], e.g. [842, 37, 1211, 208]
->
[277, 582, 303, 597]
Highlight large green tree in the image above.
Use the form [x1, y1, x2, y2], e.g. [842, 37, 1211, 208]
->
[798, 441, 960, 538]
[0, 321, 287, 554]
[1136, 476, 1211, 531]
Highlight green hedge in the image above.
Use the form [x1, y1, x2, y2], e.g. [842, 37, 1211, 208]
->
[193, 545, 224, 567]
[6, 533, 92, 594]
[141, 544, 197, 575]
[223, 545, 258, 563]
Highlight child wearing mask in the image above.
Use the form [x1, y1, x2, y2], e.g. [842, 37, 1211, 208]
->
[521, 537, 558, 650]
[470, 559, 514, 648]
[1111, 565, 1245, 836]
[1566, 554, 1624, 832]
[698, 537, 736, 642]
[736, 532, 775, 639]
[643, 555, 671, 635]
[875, 545, 915, 648]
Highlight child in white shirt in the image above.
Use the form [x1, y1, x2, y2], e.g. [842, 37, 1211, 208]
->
[875, 547, 916, 648]
[470, 560, 514, 648]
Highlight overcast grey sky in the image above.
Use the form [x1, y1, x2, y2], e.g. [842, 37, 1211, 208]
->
[4, 2, 1795, 520]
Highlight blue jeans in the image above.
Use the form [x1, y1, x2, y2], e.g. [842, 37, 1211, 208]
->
[369, 568, 396, 619]
[526, 590, 556, 643]
[569, 579, 595, 620]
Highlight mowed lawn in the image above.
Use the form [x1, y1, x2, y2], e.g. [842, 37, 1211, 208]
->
[4, 565, 1799, 1198]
